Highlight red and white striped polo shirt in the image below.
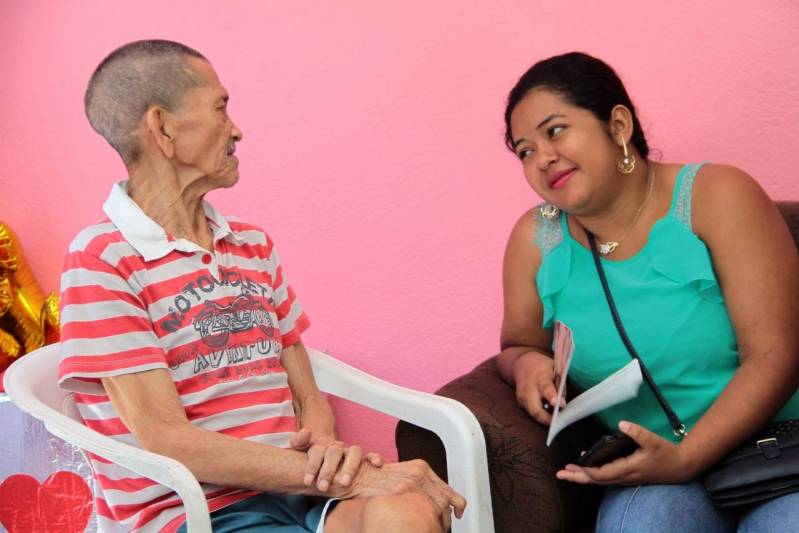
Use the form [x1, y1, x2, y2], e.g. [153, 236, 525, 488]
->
[58, 181, 310, 532]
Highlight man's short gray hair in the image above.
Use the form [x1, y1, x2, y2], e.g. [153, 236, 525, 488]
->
[85, 40, 207, 164]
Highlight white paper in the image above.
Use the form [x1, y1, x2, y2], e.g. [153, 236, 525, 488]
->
[546, 358, 643, 446]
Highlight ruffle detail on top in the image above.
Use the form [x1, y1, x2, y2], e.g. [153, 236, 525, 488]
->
[536, 235, 572, 328]
[648, 217, 724, 304]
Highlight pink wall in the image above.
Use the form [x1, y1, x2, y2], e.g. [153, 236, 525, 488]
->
[2, 1, 798, 460]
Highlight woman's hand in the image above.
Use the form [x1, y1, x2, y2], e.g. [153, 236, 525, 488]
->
[290, 428, 383, 492]
[513, 351, 561, 425]
[556, 421, 697, 485]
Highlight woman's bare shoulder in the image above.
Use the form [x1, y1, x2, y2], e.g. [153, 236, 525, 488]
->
[509, 207, 538, 238]
[505, 207, 544, 267]
[691, 163, 776, 237]
[693, 163, 767, 203]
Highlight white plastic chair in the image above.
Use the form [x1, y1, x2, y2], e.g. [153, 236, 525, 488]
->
[3, 344, 494, 533]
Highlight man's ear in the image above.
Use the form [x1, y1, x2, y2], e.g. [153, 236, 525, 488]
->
[609, 104, 635, 147]
[144, 106, 175, 158]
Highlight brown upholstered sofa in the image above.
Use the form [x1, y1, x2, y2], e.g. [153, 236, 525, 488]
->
[396, 202, 799, 533]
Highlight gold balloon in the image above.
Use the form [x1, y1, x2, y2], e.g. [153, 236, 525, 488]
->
[0, 222, 60, 373]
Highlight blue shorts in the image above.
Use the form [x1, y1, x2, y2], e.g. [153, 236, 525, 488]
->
[177, 493, 339, 533]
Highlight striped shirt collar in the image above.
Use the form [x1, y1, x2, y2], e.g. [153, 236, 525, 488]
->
[102, 180, 245, 262]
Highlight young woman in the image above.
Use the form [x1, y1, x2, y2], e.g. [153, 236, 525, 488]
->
[496, 52, 799, 532]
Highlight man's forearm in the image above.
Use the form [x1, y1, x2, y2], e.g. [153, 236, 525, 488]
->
[148, 421, 348, 497]
[281, 341, 340, 439]
[295, 392, 337, 436]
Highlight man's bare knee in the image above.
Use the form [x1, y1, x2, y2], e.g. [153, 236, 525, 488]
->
[360, 493, 443, 533]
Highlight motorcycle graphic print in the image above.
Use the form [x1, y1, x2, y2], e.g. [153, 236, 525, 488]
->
[193, 294, 277, 348]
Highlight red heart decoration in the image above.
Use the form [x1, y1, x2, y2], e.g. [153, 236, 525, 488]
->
[0, 471, 93, 533]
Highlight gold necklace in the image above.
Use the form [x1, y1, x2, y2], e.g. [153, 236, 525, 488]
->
[597, 163, 656, 255]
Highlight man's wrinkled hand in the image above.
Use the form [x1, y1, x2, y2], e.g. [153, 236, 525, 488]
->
[346, 459, 466, 531]
[290, 428, 383, 492]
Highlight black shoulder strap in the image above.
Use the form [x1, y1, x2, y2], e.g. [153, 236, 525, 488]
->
[587, 231, 687, 438]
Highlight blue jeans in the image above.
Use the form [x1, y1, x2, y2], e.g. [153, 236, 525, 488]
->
[596, 481, 799, 533]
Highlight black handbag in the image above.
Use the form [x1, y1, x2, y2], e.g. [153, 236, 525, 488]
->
[703, 419, 799, 507]
[586, 231, 799, 508]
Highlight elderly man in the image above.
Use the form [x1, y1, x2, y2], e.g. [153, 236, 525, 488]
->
[58, 40, 464, 533]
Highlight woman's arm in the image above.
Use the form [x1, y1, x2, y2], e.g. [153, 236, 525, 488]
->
[677, 164, 799, 474]
[497, 210, 559, 424]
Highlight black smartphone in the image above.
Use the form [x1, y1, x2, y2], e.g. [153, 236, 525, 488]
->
[576, 433, 639, 468]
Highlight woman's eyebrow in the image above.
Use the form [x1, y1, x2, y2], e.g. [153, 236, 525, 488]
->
[537, 113, 566, 130]
[512, 113, 568, 148]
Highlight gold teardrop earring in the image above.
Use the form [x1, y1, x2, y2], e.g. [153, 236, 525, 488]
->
[617, 137, 636, 174]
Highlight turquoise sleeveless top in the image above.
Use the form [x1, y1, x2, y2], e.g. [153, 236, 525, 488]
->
[535, 163, 799, 441]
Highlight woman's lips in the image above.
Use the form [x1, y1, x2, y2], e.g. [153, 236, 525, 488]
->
[549, 168, 576, 190]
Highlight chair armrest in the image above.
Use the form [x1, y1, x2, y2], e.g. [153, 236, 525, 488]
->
[44, 416, 212, 533]
[4, 350, 211, 533]
[307, 347, 494, 533]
